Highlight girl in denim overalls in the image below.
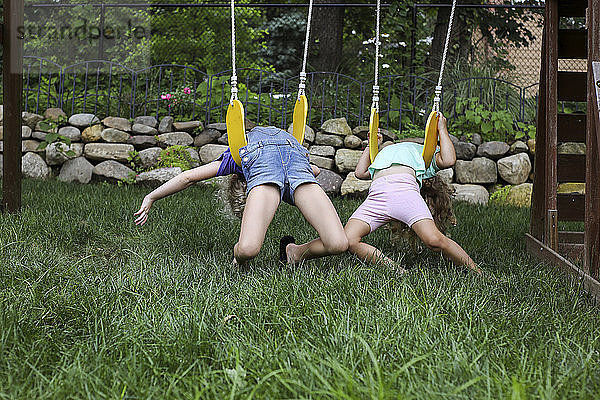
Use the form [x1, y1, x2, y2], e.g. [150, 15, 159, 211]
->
[135, 126, 348, 265]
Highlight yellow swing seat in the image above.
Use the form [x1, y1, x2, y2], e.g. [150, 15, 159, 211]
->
[292, 95, 308, 145]
[226, 99, 247, 166]
[422, 110, 439, 168]
[368, 107, 379, 163]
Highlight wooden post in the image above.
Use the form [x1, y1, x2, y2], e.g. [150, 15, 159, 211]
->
[530, 31, 548, 241]
[585, 0, 600, 279]
[1, 0, 24, 213]
[544, 0, 559, 245]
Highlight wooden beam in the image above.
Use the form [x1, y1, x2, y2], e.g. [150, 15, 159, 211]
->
[530, 28, 548, 241]
[585, 0, 600, 279]
[558, 72, 588, 102]
[558, 113, 586, 142]
[558, 0, 587, 17]
[545, 0, 559, 244]
[558, 29, 587, 59]
[526, 234, 600, 302]
[559, 231, 584, 243]
[557, 154, 586, 182]
[548, 209, 558, 250]
[2, 0, 24, 213]
[558, 193, 585, 221]
[559, 243, 584, 260]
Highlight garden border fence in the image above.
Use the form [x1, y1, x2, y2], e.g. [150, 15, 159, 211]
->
[16, 56, 548, 138]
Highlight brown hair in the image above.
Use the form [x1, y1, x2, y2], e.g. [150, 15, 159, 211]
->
[388, 175, 456, 245]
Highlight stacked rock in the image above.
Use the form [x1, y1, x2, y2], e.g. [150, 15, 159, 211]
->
[1, 106, 578, 207]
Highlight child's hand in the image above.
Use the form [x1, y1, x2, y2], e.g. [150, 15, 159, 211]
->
[437, 112, 448, 132]
[134, 196, 154, 226]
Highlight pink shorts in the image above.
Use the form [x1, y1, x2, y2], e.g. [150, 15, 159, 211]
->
[349, 173, 433, 232]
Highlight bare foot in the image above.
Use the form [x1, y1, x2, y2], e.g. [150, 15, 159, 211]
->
[285, 243, 298, 265]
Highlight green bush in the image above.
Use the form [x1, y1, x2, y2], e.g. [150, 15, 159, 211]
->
[489, 185, 512, 205]
[155, 145, 196, 171]
[449, 97, 535, 142]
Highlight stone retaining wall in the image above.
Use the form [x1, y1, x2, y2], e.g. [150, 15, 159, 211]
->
[0, 107, 586, 206]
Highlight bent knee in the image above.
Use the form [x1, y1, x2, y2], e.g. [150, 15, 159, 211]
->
[346, 237, 362, 254]
[235, 241, 261, 260]
[324, 236, 349, 254]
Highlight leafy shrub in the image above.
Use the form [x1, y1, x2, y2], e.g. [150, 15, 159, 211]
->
[450, 97, 515, 142]
[156, 145, 196, 171]
[36, 116, 76, 157]
[449, 97, 535, 142]
[515, 122, 536, 139]
[395, 120, 426, 140]
[489, 185, 512, 205]
[126, 150, 143, 173]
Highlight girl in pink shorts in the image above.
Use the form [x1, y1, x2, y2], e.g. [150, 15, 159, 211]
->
[344, 114, 480, 274]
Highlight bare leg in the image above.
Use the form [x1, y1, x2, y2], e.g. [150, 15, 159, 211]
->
[345, 218, 406, 272]
[234, 184, 280, 265]
[285, 183, 348, 262]
[411, 218, 481, 274]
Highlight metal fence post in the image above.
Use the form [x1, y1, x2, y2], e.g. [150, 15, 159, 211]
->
[98, 3, 105, 60]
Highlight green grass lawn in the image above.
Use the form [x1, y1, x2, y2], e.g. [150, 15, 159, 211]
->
[1, 179, 599, 399]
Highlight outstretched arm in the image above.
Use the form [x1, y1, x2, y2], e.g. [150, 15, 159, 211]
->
[435, 113, 456, 169]
[134, 160, 221, 225]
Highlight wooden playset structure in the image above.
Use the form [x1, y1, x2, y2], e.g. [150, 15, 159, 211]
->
[526, 0, 600, 300]
[1, 0, 24, 213]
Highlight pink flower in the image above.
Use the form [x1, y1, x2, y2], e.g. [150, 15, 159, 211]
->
[160, 94, 167, 100]
[183, 87, 191, 94]
[165, 93, 172, 100]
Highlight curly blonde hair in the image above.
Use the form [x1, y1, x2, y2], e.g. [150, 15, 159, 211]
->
[388, 175, 456, 246]
[216, 173, 247, 219]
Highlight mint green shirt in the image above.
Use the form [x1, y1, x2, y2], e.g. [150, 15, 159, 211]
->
[368, 142, 440, 188]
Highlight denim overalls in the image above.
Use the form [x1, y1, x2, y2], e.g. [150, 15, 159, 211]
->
[240, 126, 317, 204]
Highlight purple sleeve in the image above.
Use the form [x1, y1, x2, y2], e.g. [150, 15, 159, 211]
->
[216, 149, 243, 176]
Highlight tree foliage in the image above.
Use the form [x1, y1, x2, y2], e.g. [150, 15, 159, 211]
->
[18, 0, 541, 81]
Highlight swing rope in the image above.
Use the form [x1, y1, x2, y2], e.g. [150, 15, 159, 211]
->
[230, 0, 238, 104]
[371, 0, 381, 111]
[432, 0, 457, 112]
[298, 0, 314, 98]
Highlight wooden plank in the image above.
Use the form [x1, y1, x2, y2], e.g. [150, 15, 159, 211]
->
[557, 154, 586, 182]
[526, 233, 600, 302]
[558, 72, 588, 102]
[558, 0, 587, 17]
[585, 1, 600, 279]
[558, 193, 585, 221]
[545, 1, 559, 242]
[558, 29, 587, 59]
[530, 28, 549, 241]
[1, 0, 24, 213]
[559, 231, 585, 243]
[559, 242, 585, 260]
[558, 113, 586, 142]
[548, 209, 558, 250]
